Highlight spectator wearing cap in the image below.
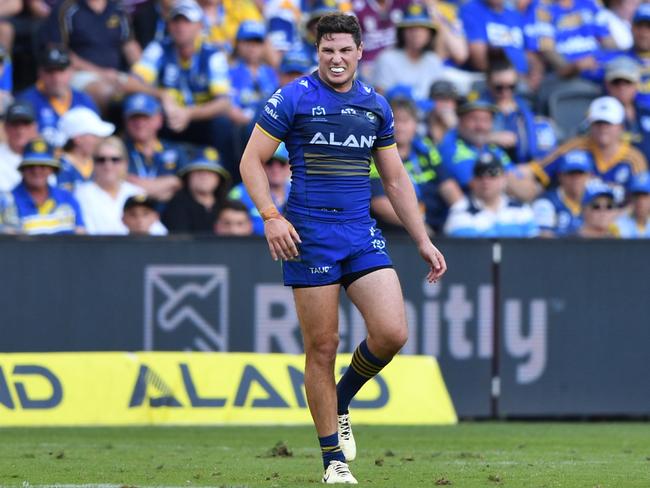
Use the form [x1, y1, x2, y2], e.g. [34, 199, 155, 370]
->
[56, 107, 115, 192]
[369, 97, 462, 235]
[162, 146, 231, 233]
[532, 152, 592, 237]
[39, 0, 142, 110]
[122, 93, 184, 202]
[444, 152, 538, 237]
[483, 49, 556, 164]
[438, 94, 515, 193]
[278, 49, 313, 86]
[0, 102, 38, 192]
[603, 56, 650, 161]
[629, 4, 650, 108]
[575, 183, 620, 237]
[426, 79, 459, 143]
[528, 96, 648, 203]
[228, 21, 279, 145]
[228, 142, 290, 236]
[1, 138, 85, 234]
[214, 199, 253, 236]
[18, 45, 99, 148]
[122, 194, 167, 235]
[131, 0, 235, 170]
[74, 136, 152, 235]
[372, 3, 448, 102]
[615, 174, 650, 237]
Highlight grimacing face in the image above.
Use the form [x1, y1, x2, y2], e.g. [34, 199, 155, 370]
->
[317, 33, 362, 93]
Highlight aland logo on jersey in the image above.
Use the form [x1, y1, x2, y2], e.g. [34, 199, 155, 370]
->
[309, 132, 377, 148]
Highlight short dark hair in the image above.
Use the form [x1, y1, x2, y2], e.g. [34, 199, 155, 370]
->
[486, 48, 515, 79]
[219, 199, 250, 216]
[316, 13, 362, 47]
[390, 98, 418, 120]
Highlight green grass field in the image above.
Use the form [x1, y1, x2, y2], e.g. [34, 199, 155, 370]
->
[1, 423, 649, 487]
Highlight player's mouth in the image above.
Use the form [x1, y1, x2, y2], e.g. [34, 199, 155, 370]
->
[330, 66, 345, 74]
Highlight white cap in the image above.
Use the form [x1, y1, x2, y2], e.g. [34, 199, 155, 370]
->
[586, 96, 625, 125]
[168, 0, 203, 22]
[58, 107, 115, 142]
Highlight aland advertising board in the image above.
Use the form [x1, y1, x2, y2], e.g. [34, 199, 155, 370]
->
[0, 352, 457, 426]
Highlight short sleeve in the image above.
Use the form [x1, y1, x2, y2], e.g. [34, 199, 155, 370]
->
[374, 95, 395, 150]
[132, 41, 164, 85]
[255, 84, 298, 142]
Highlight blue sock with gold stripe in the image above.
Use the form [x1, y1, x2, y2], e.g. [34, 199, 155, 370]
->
[336, 339, 389, 415]
[319, 432, 345, 468]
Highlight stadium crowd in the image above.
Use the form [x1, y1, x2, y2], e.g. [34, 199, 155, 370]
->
[0, 0, 650, 238]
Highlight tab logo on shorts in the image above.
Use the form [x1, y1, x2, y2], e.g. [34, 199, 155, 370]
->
[309, 266, 331, 274]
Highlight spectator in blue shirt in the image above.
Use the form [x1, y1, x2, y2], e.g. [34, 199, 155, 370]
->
[0, 46, 12, 115]
[615, 174, 650, 237]
[444, 151, 538, 237]
[483, 49, 555, 163]
[131, 0, 235, 171]
[1, 138, 85, 235]
[228, 21, 279, 163]
[122, 93, 184, 203]
[438, 94, 514, 193]
[19, 46, 99, 147]
[532, 151, 591, 237]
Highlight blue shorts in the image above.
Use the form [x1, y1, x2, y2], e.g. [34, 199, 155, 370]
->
[282, 215, 393, 287]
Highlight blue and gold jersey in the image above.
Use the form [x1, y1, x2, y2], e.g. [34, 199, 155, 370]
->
[532, 187, 582, 236]
[256, 73, 395, 221]
[132, 37, 230, 106]
[4, 182, 84, 235]
[125, 139, 185, 179]
[530, 136, 649, 199]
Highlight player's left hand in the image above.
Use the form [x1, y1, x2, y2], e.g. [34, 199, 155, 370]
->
[418, 241, 447, 283]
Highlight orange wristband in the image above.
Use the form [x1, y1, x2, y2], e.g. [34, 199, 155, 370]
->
[260, 205, 281, 222]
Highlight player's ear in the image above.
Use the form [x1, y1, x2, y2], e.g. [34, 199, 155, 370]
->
[357, 42, 363, 61]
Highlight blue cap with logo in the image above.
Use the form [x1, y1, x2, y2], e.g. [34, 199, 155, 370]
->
[19, 138, 60, 171]
[124, 93, 161, 118]
[236, 21, 266, 41]
[634, 3, 650, 23]
[280, 50, 312, 74]
[559, 150, 593, 174]
[457, 91, 497, 115]
[582, 182, 615, 206]
[178, 146, 231, 180]
[397, 2, 436, 30]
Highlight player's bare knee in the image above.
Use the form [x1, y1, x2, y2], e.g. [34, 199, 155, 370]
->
[375, 326, 408, 355]
[305, 334, 339, 364]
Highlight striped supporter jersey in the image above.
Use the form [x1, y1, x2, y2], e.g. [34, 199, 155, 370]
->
[255, 72, 395, 222]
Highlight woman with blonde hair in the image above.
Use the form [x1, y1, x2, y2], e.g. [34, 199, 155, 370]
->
[75, 136, 166, 235]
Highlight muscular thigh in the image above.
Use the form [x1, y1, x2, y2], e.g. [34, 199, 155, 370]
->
[345, 268, 407, 337]
[293, 284, 341, 349]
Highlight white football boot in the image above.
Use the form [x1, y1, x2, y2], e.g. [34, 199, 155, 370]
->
[322, 460, 358, 484]
[337, 413, 356, 462]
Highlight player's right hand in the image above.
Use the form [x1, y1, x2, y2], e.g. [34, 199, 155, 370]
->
[264, 217, 301, 261]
